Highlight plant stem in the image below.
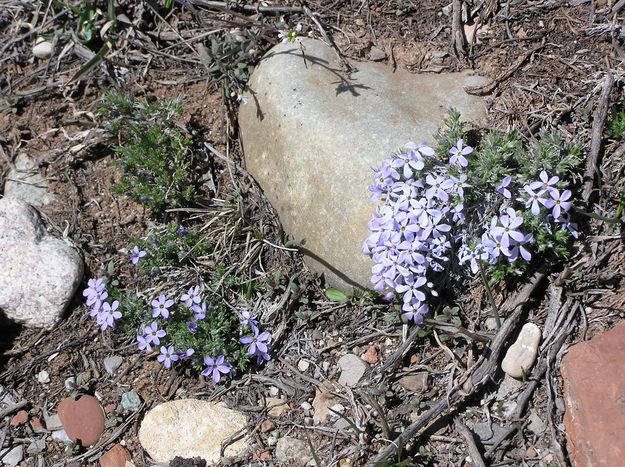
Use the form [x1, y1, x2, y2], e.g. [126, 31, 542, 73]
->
[479, 262, 501, 329]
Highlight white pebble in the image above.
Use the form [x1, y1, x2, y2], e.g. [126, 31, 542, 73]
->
[37, 370, 50, 384]
[297, 359, 310, 372]
[33, 38, 54, 59]
[501, 323, 541, 378]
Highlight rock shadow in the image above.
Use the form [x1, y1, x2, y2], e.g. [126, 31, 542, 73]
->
[297, 246, 366, 291]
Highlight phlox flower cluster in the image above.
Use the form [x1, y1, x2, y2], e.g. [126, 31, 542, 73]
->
[82, 244, 273, 384]
[365, 139, 578, 325]
[83, 278, 122, 331]
[363, 140, 470, 324]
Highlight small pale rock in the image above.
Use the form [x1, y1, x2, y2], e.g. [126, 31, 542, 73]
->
[368, 46, 386, 61]
[33, 38, 54, 59]
[10, 410, 28, 427]
[268, 386, 280, 397]
[501, 323, 541, 378]
[239, 39, 487, 290]
[260, 420, 275, 433]
[562, 321, 625, 466]
[338, 354, 367, 387]
[120, 391, 141, 411]
[362, 345, 378, 364]
[51, 429, 72, 443]
[138, 399, 248, 464]
[104, 403, 117, 414]
[398, 373, 429, 392]
[297, 359, 310, 372]
[43, 412, 63, 430]
[266, 397, 290, 417]
[4, 154, 54, 207]
[329, 403, 345, 416]
[485, 317, 499, 331]
[0, 197, 84, 329]
[300, 401, 312, 412]
[333, 418, 351, 430]
[57, 395, 105, 447]
[37, 370, 50, 384]
[495, 374, 523, 400]
[0, 445, 24, 466]
[312, 387, 341, 423]
[266, 435, 278, 447]
[527, 412, 546, 435]
[103, 356, 123, 375]
[26, 438, 46, 455]
[100, 444, 132, 467]
[275, 437, 310, 466]
[30, 417, 44, 433]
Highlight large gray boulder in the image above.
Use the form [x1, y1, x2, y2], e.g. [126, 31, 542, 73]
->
[239, 38, 488, 290]
[0, 197, 83, 329]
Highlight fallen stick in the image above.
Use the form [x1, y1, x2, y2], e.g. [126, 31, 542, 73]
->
[369, 272, 546, 465]
[182, 0, 303, 14]
[0, 400, 28, 419]
[582, 72, 616, 203]
[454, 418, 487, 467]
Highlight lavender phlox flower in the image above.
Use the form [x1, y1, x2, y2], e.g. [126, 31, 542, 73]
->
[490, 209, 525, 247]
[187, 321, 198, 333]
[97, 300, 121, 331]
[152, 294, 174, 319]
[181, 286, 202, 308]
[130, 246, 147, 265]
[157, 345, 179, 369]
[240, 310, 259, 332]
[508, 233, 533, 262]
[543, 189, 572, 219]
[137, 334, 152, 352]
[397, 239, 427, 266]
[178, 348, 195, 360]
[408, 197, 441, 222]
[446, 174, 470, 199]
[192, 302, 206, 320]
[523, 185, 550, 216]
[423, 216, 452, 239]
[449, 139, 472, 168]
[401, 299, 429, 324]
[240, 328, 271, 356]
[144, 321, 166, 345]
[83, 278, 105, 300]
[255, 350, 271, 365]
[496, 176, 512, 199]
[395, 275, 427, 303]
[177, 226, 186, 236]
[425, 174, 449, 201]
[530, 170, 559, 194]
[458, 244, 487, 274]
[452, 203, 465, 223]
[481, 232, 511, 262]
[413, 142, 436, 158]
[201, 355, 232, 383]
[391, 151, 424, 179]
[555, 213, 579, 238]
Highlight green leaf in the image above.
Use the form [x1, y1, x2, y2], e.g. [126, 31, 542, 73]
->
[325, 287, 348, 303]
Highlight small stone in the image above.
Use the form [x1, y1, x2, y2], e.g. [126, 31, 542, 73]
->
[527, 412, 546, 435]
[260, 420, 275, 433]
[297, 359, 310, 372]
[362, 345, 378, 364]
[57, 395, 106, 447]
[44, 412, 63, 431]
[37, 370, 50, 384]
[138, 399, 248, 464]
[104, 403, 117, 414]
[409, 354, 419, 365]
[329, 403, 345, 416]
[300, 401, 312, 412]
[103, 355, 123, 375]
[501, 323, 541, 378]
[100, 444, 132, 467]
[51, 429, 72, 443]
[0, 198, 84, 330]
[0, 445, 24, 466]
[398, 373, 429, 392]
[333, 418, 351, 430]
[275, 437, 310, 466]
[4, 154, 54, 207]
[485, 317, 499, 331]
[322, 362, 330, 372]
[30, 417, 45, 433]
[337, 354, 367, 387]
[312, 387, 341, 424]
[10, 410, 28, 426]
[268, 386, 280, 397]
[526, 446, 538, 459]
[266, 397, 290, 417]
[26, 438, 46, 455]
[368, 46, 386, 61]
[33, 38, 54, 59]
[266, 435, 278, 447]
[120, 391, 141, 412]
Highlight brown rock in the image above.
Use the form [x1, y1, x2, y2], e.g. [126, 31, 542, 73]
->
[312, 386, 342, 424]
[266, 397, 290, 417]
[57, 395, 105, 447]
[30, 416, 44, 433]
[100, 444, 131, 467]
[104, 403, 117, 414]
[398, 373, 429, 393]
[260, 420, 275, 433]
[562, 321, 625, 466]
[10, 410, 28, 426]
[362, 345, 378, 365]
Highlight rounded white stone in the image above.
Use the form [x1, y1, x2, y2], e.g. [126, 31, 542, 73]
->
[33, 38, 54, 59]
[501, 322, 542, 378]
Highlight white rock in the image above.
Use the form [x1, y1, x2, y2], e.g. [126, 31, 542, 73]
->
[297, 359, 310, 372]
[138, 399, 247, 464]
[239, 39, 487, 290]
[337, 354, 367, 387]
[501, 323, 541, 378]
[0, 197, 83, 329]
[0, 445, 24, 466]
[37, 370, 50, 384]
[51, 429, 72, 443]
[33, 38, 54, 59]
[103, 355, 123, 375]
[300, 401, 312, 411]
[3, 154, 54, 207]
